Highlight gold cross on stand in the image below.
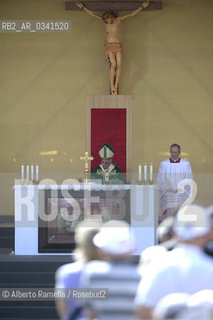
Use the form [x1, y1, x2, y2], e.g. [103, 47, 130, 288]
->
[80, 151, 94, 183]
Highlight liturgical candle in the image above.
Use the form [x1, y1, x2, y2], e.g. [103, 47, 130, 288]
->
[26, 165, 29, 180]
[36, 165, 39, 180]
[150, 163, 153, 181]
[21, 165, 24, 180]
[144, 164, 147, 181]
[138, 163, 142, 180]
[31, 165, 34, 180]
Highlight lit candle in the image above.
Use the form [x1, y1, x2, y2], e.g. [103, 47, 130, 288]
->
[36, 165, 39, 180]
[31, 164, 34, 180]
[21, 165, 24, 180]
[144, 164, 147, 182]
[26, 165, 29, 180]
[150, 163, 153, 182]
[138, 163, 142, 180]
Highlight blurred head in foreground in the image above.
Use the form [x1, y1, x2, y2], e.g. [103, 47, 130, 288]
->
[93, 220, 136, 261]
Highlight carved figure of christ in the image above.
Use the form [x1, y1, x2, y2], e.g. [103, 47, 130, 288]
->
[75, 1, 150, 95]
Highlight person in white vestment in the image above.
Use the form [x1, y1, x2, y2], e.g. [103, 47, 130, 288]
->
[157, 144, 193, 221]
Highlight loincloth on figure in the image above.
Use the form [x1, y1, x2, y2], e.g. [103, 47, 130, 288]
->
[104, 41, 122, 62]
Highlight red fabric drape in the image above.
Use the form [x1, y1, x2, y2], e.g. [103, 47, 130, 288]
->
[91, 108, 126, 173]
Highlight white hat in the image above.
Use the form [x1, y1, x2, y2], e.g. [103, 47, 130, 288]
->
[93, 220, 136, 255]
[174, 204, 212, 240]
[188, 290, 213, 307]
[179, 290, 213, 320]
[99, 142, 114, 160]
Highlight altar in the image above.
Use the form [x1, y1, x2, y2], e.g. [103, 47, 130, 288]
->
[14, 183, 158, 255]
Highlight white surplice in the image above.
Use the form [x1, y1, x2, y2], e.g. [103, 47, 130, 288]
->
[157, 159, 193, 212]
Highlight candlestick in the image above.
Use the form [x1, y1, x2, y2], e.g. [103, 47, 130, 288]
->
[150, 163, 153, 183]
[36, 165, 39, 181]
[26, 165, 29, 180]
[21, 165, 24, 180]
[138, 163, 142, 180]
[31, 164, 34, 180]
[144, 164, 147, 182]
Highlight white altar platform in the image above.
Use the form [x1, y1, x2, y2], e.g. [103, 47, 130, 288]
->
[14, 184, 158, 255]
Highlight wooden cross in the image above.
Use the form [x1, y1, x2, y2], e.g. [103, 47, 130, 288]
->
[66, 1, 162, 16]
[66, 0, 162, 94]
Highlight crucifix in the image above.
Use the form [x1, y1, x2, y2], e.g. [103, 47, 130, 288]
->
[66, 0, 162, 95]
[80, 151, 94, 183]
[65, 1, 162, 15]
